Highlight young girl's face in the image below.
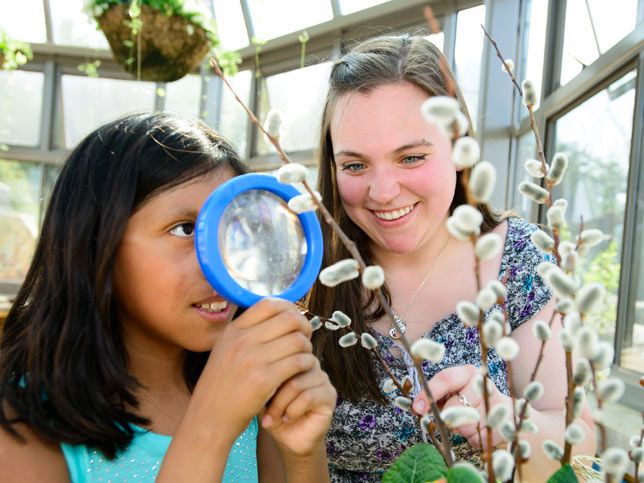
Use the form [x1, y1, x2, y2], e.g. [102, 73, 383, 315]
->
[330, 82, 458, 258]
[113, 168, 238, 355]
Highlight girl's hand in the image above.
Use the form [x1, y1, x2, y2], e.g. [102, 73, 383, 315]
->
[188, 298, 318, 440]
[261, 358, 336, 457]
[412, 364, 509, 450]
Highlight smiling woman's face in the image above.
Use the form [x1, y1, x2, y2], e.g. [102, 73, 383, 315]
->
[330, 82, 458, 259]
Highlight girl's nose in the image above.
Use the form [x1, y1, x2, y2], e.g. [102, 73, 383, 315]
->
[369, 168, 401, 204]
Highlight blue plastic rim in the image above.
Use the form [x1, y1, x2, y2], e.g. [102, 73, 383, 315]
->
[195, 173, 323, 308]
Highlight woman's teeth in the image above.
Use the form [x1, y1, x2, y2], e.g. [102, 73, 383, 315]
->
[197, 302, 228, 313]
[374, 204, 414, 221]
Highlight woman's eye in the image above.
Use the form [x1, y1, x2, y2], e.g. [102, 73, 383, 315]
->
[401, 155, 426, 165]
[170, 223, 195, 237]
[341, 162, 366, 172]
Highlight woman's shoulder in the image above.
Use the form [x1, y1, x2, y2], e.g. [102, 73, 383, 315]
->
[0, 409, 69, 482]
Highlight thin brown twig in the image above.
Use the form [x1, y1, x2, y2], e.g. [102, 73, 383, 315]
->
[481, 24, 523, 96]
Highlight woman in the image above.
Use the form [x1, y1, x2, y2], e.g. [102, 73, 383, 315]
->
[306, 34, 595, 481]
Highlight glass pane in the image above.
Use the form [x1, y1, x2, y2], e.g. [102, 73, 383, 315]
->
[454, 5, 485, 131]
[0, 0, 47, 43]
[552, 70, 635, 347]
[0, 159, 42, 282]
[49, 0, 109, 48]
[41, 164, 62, 226]
[340, 0, 391, 15]
[424, 32, 444, 53]
[217, 69, 252, 156]
[560, 0, 638, 85]
[513, 132, 538, 221]
[521, 0, 548, 113]
[0, 70, 44, 147]
[247, 0, 333, 41]
[58, 75, 156, 148]
[623, 177, 644, 373]
[257, 62, 332, 155]
[212, 0, 249, 51]
[164, 74, 203, 119]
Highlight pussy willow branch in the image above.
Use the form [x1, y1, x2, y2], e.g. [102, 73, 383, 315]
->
[210, 56, 454, 466]
[481, 25, 523, 97]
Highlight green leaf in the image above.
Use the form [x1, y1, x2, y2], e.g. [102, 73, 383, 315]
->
[547, 463, 579, 483]
[446, 465, 483, 483]
[383, 443, 447, 483]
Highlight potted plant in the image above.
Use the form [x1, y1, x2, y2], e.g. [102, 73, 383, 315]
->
[0, 30, 33, 70]
[84, 0, 237, 82]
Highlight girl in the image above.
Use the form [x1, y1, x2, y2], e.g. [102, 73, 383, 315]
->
[306, 34, 595, 481]
[0, 112, 336, 482]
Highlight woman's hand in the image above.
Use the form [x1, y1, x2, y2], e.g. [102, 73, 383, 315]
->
[412, 364, 509, 450]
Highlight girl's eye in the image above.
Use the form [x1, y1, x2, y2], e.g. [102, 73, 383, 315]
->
[401, 155, 427, 165]
[341, 162, 366, 173]
[170, 223, 195, 237]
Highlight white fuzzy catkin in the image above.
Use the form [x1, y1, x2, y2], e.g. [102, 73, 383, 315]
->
[456, 301, 480, 327]
[561, 250, 579, 273]
[515, 398, 531, 417]
[483, 320, 503, 347]
[453, 205, 484, 232]
[580, 228, 605, 247]
[573, 359, 592, 387]
[597, 378, 625, 403]
[324, 321, 340, 330]
[563, 312, 582, 336]
[632, 447, 644, 463]
[533, 320, 551, 341]
[601, 447, 629, 477]
[361, 332, 378, 350]
[473, 373, 494, 396]
[276, 163, 308, 184]
[558, 328, 574, 351]
[553, 198, 568, 212]
[573, 387, 585, 419]
[524, 381, 544, 402]
[487, 280, 507, 300]
[524, 158, 546, 178]
[420, 96, 460, 127]
[547, 205, 566, 230]
[515, 440, 531, 459]
[542, 440, 564, 461]
[361, 265, 385, 290]
[339, 332, 358, 347]
[410, 338, 445, 363]
[575, 326, 600, 360]
[591, 341, 615, 370]
[492, 449, 514, 482]
[531, 229, 555, 253]
[452, 136, 480, 168]
[555, 297, 575, 314]
[395, 396, 412, 411]
[522, 79, 538, 106]
[536, 261, 556, 279]
[476, 287, 497, 311]
[332, 310, 352, 327]
[382, 378, 396, 393]
[576, 282, 606, 314]
[496, 337, 520, 361]
[500, 420, 515, 441]
[521, 420, 539, 434]
[502, 58, 515, 73]
[454, 110, 470, 137]
[420, 415, 432, 432]
[545, 267, 577, 297]
[518, 181, 550, 203]
[475, 233, 503, 260]
[440, 406, 480, 428]
[487, 404, 509, 429]
[446, 216, 474, 240]
[547, 153, 568, 185]
[565, 423, 585, 445]
[288, 191, 321, 213]
[469, 161, 496, 203]
[319, 259, 360, 287]
[310, 316, 322, 331]
[263, 108, 283, 138]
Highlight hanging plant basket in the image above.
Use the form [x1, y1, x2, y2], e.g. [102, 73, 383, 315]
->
[97, 3, 211, 82]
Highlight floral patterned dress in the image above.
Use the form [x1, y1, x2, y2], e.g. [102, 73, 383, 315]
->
[326, 217, 553, 482]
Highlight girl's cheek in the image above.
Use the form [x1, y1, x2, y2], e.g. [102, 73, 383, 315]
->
[336, 175, 364, 206]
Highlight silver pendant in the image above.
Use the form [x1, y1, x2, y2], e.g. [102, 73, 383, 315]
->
[389, 315, 406, 339]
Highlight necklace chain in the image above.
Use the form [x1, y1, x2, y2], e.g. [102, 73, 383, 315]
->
[390, 236, 450, 339]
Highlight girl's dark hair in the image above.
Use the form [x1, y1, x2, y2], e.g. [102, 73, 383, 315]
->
[0, 112, 248, 457]
[307, 34, 501, 403]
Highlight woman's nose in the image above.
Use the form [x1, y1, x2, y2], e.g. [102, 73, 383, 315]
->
[369, 168, 401, 204]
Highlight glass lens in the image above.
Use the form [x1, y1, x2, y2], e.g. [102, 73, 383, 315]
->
[219, 189, 307, 296]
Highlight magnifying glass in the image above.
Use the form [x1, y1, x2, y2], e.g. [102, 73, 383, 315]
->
[195, 173, 323, 308]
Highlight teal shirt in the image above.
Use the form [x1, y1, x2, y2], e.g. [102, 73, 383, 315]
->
[60, 418, 258, 482]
